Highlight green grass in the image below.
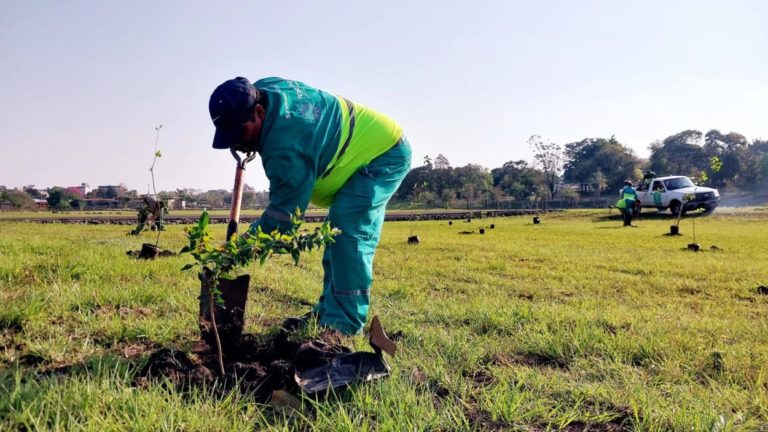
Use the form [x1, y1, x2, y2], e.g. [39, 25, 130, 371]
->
[1, 210, 767, 431]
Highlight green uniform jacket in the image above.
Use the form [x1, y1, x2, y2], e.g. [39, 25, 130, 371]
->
[252, 78, 403, 233]
[616, 185, 638, 209]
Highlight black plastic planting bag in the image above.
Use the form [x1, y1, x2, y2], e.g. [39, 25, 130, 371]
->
[293, 340, 390, 394]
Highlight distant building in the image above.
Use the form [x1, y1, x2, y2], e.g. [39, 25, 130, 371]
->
[173, 199, 186, 210]
[34, 199, 48, 208]
[95, 184, 127, 196]
[65, 183, 91, 197]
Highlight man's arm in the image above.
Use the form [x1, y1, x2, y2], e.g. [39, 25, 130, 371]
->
[250, 151, 316, 235]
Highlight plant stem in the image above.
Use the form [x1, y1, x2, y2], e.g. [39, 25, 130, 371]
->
[207, 278, 225, 376]
[150, 124, 162, 247]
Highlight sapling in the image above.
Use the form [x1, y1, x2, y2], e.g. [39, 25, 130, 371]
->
[148, 124, 164, 246]
[181, 209, 339, 375]
[131, 125, 167, 243]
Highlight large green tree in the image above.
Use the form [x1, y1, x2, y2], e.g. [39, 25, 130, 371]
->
[490, 160, 544, 200]
[1, 189, 37, 210]
[563, 136, 642, 195]
[529, 135, 563, 199]
[703, 130, 751, 188]
[748, 139, 768, 189]
[46, 187, 78, 211]
[648, 130, 708, 179]
[453, 164, 493, 209]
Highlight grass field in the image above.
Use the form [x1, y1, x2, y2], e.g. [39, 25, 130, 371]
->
[0, 207, 479, 220]
[1, 210, 767, 431]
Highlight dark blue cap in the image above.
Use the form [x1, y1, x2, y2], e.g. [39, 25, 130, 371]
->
[209, 77, 258, 149]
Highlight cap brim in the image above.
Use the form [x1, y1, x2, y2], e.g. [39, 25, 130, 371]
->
[212, 126, 242, 149]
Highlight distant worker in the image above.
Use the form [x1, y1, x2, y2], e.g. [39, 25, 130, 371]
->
[616, 180, 639, 227]
[131, 195, 166, 235]
[144, 195, 166, 231]
[208, 77, 412, 335]
[641, 170, 656, 190]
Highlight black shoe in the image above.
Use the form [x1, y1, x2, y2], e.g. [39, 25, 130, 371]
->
[281, 311, 316, 332]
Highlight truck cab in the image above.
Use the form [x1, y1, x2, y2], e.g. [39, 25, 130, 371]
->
[635, 175, 719, 215]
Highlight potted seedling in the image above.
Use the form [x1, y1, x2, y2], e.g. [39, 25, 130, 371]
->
[181, 209, 339, 376]
[131, 125, 167, 259]
[407, 215, 420, 244]
[686, 193, 701, 251]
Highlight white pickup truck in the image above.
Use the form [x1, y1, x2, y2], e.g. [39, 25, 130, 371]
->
[635, 175, 720, 215]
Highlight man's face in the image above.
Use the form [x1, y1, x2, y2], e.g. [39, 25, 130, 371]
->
[235, 104, 265, 153]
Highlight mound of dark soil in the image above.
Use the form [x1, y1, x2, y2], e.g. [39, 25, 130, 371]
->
[125, 249, 177, 258]
[134, 330, 345, 400]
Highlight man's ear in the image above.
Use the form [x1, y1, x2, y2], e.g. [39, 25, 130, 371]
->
[255, 104, 265, 120]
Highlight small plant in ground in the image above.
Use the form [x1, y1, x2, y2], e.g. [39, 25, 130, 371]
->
[130, 125, 167, 243]
[674, 192, 696, 229]
[180, 209, 339, 375]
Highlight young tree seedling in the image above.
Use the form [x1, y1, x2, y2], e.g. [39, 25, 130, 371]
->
[181, 209, 339, 375]
[131, 125, 167, 243]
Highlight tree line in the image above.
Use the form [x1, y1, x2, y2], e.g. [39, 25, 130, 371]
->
[393, 130, 768, 207]
[3, 128, 766, 211]
[0, 185, 271, 212]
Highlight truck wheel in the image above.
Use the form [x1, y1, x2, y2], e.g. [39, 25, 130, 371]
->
[669, 201, 682, 216]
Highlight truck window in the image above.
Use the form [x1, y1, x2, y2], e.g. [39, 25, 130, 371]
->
[663, 177, 695, 190]
[652, 181, 665, 192]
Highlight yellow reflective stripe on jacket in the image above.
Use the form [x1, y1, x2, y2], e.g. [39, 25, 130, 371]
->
[319, 97, 354, 180]
[310, 97, 403, 207]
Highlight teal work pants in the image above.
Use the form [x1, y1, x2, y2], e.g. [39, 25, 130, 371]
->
[314, 139, 412, 335]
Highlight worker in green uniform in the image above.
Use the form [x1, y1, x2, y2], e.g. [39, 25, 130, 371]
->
[615, 180, 638, 227]
[208, 77, 412, 335]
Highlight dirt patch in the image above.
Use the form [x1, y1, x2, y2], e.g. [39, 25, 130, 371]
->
[677, 287, 704, 297]
[125, 249, 177, 258]
[133, 329, 347, 401]
[463, 401, 510, 431]
[409, 368, 454, 409]
[0, 317, 23, 332]
[462, 368, 496, 388]
[428, 380, 453, 408]
[119, 340, 162, 359]
[597, 321, 631, 336]
[491, 352, 570, 369]
[18, 353, 47, 366]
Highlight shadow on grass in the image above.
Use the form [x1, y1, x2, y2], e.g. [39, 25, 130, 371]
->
[592, 209, 712, 223]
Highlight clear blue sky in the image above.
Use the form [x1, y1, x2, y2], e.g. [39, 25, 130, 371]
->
[1, 0, 765, 192]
